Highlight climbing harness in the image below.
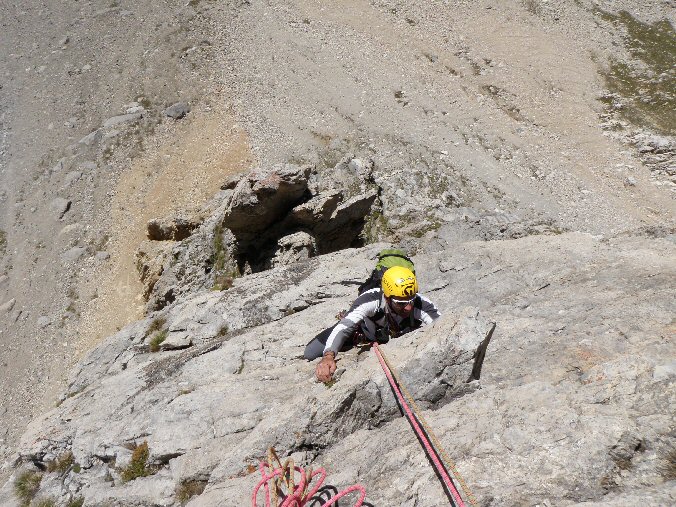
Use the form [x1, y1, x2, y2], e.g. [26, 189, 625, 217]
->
[252, 447, 366, 507]
[373, 342, 478, 507]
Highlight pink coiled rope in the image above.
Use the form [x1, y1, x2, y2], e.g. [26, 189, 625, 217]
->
[251, 461, 366, 507]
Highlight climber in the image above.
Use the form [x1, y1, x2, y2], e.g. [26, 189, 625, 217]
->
[305, 266, 441, 382]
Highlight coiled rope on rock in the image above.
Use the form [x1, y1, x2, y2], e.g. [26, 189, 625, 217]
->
[251, 449, 366, 507]
[373, 342, 477, 507]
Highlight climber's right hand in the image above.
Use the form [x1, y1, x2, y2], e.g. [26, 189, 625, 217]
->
[315, 351, 337, 383]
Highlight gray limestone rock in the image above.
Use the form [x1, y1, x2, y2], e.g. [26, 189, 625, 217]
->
[146, 216, 201, 241]
[289, 190, 342, 225]
[37, 316, 51, 328]
[314, 155, 375, 198]
[138, 212, 238, 311]
[270, 231, 317, 267]
[50, 198, 71, 219]
[136, 240, 171, 301]
[164, 102, 191, 119]
[223, 164, 312, 237]
[58, 223, 83, 241]
[313, 190, 378, 251]
[79, 161, 98, 171]
[78, 129, 102, 146]
[0, 298, 15, 313]
[103, 112, 143, 128]
[136, 161, 383, 309]
[63, 170, 83, 187]
[61, 246, 86, 262]
[159, 331, 192, 350]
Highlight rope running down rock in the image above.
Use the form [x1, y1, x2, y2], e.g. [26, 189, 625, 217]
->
[373, 342, 474, 506]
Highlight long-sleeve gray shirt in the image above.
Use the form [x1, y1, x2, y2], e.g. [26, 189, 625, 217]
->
[323, 288, 441, 355]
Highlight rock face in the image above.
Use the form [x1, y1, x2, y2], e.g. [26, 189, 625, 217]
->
[136, 158, 380, 311]
[223, 163, 313, 237]
[1, 231, 674, 506]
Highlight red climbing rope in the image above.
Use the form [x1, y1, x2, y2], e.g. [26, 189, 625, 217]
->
[373, 342, 466, 507]
[251, 461, 366, 507]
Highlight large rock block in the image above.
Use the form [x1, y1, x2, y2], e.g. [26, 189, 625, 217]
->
[146, 215, 201, 241]
[270, 231, 317, 268]
[289, 190, 342, 225]
[223, 164, 312, 236]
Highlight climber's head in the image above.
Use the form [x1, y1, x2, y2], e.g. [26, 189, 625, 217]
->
[381, 266, 418, 317]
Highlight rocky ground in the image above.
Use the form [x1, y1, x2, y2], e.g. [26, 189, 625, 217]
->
[0, 0, 674, 505]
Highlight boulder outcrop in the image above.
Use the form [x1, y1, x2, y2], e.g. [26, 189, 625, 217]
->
[136, 158, 381, 311]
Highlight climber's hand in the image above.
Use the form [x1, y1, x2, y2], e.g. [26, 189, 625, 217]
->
[316, 352, 337, 383]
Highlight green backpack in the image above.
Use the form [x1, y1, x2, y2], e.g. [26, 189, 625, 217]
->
[358, 249, 415, 295]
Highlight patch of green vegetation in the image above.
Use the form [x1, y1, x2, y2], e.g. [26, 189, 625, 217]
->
[213, 273, 236, 291]
[66, 497, 85, 507]
[47, 451, 74, 473]
[597, 10, 676, 135]
[323, 379, 337, 388]
[55, 387, 85, 407]
[138, 96, 152, 109]
[94, 234, 110, 251]
[176, 479, 208, 505]
[14, 470, 42, 507]
[146, 316, 166, 336]
[120, 441, 154, 482]
[149, 330, 168, 352]
[102, 145, 115, 163]
[361, 211, 389, 244]
[411, 219, 442, 238]
[318, 148, 344, 171]
[522, 0, 541, 16]
[211, 223, 239, 291]
[33, 498, 56, 507]
[286, 154, 311, 166]
[468, 59, 482, 76]
[235, 358, 245, 375]
[658, 445, 676, 480]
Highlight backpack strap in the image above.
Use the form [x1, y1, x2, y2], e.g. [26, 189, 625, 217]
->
[357, 266, 387, 295]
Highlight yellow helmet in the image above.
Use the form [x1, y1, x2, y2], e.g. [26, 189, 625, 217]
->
[381, 266, 418, 299]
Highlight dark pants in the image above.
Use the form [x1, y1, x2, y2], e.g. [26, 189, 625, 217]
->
[304, 324, 355, 360]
